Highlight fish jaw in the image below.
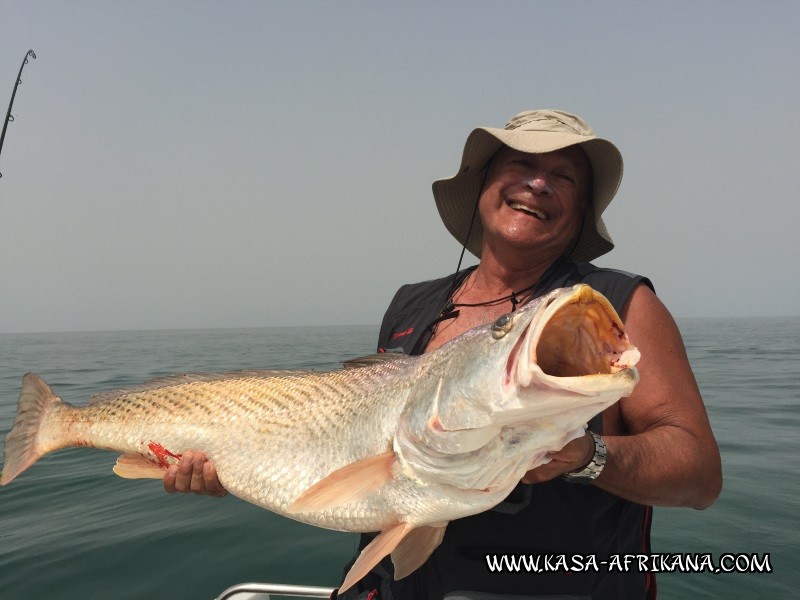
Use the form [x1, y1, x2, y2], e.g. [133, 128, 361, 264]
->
[393, 285, 640, 495]
[503, 284, 640, 409]
[483, 284, 640, 474]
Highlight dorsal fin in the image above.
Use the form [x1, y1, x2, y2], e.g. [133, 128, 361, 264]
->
[88, 369, 316, 405]
[342, 353, 410, 369]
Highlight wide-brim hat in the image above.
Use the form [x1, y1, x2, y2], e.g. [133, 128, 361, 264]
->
[432, 109, 623, 262]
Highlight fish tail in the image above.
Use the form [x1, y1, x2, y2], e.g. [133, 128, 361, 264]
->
[1, 373, 72, 485]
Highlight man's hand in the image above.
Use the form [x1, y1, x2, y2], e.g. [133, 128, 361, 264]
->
[521, 432, 595, 484]
[163, 450, 228, 497]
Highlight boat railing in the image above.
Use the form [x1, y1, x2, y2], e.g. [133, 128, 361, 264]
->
[215, 582, 335, 600]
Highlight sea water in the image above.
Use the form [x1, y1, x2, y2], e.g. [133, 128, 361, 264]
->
[1, 319, 797, 598]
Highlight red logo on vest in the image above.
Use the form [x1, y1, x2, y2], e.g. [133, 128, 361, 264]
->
[391, 327, 414, 340]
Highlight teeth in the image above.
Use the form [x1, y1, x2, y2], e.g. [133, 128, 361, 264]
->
[508, 201, 546, 220]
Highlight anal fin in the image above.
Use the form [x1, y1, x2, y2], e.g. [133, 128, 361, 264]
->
[340, 522, 412, 593]
[113, 453, 167, 479]
[391, 524, 447, 579]
[287, 451, 396, 513]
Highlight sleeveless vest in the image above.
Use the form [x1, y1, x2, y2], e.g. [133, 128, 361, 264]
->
[339, 259, 656, 600]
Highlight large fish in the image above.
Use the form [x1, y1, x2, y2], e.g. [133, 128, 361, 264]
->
[1, 284, 639, 592]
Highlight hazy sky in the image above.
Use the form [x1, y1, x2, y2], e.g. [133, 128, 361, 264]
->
[1, 1, 798, 333]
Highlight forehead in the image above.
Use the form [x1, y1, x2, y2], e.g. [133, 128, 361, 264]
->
[493, 145, 591, 174]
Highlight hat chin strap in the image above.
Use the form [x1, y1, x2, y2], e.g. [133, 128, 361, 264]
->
[563, 211, 587, 260]
[446, 161, 491, 301]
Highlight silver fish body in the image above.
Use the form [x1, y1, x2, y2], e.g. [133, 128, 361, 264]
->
[1, 284, 640, 590]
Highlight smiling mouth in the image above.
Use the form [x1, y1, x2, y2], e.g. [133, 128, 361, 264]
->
[507, 201, 547, 220]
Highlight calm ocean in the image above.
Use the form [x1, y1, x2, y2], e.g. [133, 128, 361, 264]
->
[1, 319, 797, 599]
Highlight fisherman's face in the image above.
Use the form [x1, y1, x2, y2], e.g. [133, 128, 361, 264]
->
[478, 146, 591, 259]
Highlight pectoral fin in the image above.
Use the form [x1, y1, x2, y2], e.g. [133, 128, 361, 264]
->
[112, 454, 167, 479]
[339, 522, 412, 593]
[391, 524, 447, 579]
[287, 451, 396, 514]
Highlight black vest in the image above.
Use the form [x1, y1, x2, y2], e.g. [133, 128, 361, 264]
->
[341, 259, 656, 600]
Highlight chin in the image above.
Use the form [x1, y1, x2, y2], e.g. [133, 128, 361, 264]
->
[486, 231, 571, 259]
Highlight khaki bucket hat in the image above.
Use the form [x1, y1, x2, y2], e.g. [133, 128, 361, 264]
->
[432, 109, 623, 262]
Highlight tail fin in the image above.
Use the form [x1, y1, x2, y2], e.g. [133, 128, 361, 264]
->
[1, 373, 64, 485]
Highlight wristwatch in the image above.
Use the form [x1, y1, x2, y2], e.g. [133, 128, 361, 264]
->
[562, 431, 606, 484]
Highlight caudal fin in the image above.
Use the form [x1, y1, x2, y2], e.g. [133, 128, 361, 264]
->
[1, 373, 64, 485]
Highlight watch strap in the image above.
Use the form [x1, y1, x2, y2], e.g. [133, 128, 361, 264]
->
[563, 431, 606, 484]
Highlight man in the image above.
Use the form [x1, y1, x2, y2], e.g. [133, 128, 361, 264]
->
[166, 110, 722, 599]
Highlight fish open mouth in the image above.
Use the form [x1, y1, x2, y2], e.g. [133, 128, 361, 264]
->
[532, 285, 640, 377]
[505, 285, 640, 389]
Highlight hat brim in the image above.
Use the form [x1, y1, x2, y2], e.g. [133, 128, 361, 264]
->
[433, 127, 623, 262]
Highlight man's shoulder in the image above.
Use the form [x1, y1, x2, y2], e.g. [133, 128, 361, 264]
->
[388, 268, 473, 317]
[572, 261, 648, 283]
[552, 260, 654, 316]
[394, 273, 455, 298]
[377, 269, 474, 354]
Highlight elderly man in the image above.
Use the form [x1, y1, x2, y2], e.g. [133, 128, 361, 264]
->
[166, 110, 721, 600]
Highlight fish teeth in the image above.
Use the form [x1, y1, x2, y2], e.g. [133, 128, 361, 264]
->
[508, 201, 546, 220]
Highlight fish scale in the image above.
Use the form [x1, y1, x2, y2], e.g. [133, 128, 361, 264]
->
[1, 284, 641, 592]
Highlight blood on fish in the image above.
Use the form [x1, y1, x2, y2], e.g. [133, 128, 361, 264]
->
[429, 416, 445, 433]
[148, 441, 182, 468]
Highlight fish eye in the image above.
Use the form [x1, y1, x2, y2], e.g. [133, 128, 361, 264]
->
[491, 313, 514, 339]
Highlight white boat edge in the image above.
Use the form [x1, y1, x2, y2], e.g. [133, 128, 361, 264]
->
[216, 582, 335, 600]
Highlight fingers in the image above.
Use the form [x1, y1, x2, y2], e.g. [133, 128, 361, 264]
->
[162, 450, 228, 497]
[522, 462, 566, 484]
[163, 463, 179, 493]
[521, 433, 595, 484]
[546, 433, 595, 466]
[203, 461, 228, 497]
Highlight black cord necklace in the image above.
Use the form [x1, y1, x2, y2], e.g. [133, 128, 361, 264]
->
[441, 278, 539, 315]
[410, 258, 565, 356]
[413, 278, 539, 355]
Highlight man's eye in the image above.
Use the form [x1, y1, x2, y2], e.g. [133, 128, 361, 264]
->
[556, 172, 577, 184]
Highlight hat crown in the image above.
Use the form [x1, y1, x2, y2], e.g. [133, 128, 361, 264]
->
[505, 109, 595, 138]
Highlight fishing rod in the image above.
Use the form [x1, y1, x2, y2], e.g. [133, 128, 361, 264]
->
[0, 49, 37, 179]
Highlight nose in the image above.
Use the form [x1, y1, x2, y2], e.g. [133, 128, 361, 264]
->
[524, 174, 552, 195]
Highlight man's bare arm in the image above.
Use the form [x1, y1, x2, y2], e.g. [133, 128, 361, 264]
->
[523, 284, 722, 509]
